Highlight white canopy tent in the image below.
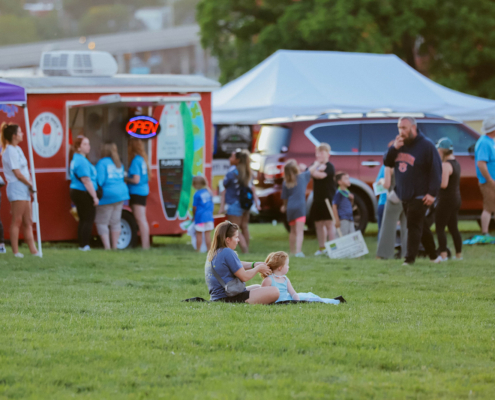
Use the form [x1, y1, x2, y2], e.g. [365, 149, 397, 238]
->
[213, 50, 495, 124]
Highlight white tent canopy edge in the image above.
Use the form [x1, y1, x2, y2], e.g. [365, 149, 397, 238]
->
[212, 50, 495, 125]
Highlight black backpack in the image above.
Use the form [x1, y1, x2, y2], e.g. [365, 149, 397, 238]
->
[239, 185, 254, 210]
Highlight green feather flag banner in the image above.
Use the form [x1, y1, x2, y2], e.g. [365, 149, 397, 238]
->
[178, 102, 194, 219]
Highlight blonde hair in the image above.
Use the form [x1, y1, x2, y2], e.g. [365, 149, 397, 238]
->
[101, 142, 122, 168]
[265, 251, 289, 272]
[128, 138, 151, 177]
[207, 221, 239, 262]
[1, 123, 19, 153]
[284, 159, 299, 189]
[316, 143, 331, 153]
[193, 175, 207, 189]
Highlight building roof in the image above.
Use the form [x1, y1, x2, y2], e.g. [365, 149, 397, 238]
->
[0, 25, 201, 70]
[213, 50, 495, 123]
[0, 74, 220, 94]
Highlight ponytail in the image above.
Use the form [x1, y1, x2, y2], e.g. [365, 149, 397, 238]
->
[1, 123, 19, 153]
[236, 149, 252, 187]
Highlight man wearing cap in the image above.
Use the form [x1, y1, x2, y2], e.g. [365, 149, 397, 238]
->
[475, 117, 495, 236]
[384, 117, 442, 265]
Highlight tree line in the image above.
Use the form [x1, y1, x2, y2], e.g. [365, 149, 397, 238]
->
[197, 0, 495, 99]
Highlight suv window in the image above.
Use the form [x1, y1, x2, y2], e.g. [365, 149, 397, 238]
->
[418, 123, 478, 153]
[308, 123, 360, 153]
[361, 123, 398, 153]
[256, 126, 291, 155]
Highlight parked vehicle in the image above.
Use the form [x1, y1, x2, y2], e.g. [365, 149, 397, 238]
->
[251, 112, 481, 233]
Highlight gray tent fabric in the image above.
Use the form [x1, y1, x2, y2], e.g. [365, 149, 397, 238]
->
[213, 50, 495, 124]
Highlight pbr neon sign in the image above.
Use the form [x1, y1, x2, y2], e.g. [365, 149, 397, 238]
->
[126, 116, 160, 139]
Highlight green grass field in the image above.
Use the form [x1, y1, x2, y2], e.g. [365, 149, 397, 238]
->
[1, 222, 494, 399]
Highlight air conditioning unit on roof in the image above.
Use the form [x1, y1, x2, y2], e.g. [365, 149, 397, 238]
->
[40, 51, 118, 77]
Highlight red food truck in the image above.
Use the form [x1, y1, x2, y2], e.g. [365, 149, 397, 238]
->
[0, 62, 220, 250]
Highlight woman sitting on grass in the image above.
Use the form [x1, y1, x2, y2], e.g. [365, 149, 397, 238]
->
[205, 221, 279, 304]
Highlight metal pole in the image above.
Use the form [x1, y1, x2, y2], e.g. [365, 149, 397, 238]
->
[23, 106, 42, 257]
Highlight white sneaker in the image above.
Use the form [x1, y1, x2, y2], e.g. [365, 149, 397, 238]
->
[14, 253, 24, 258]
[432, 256, 447, 264]
[314, 249, 327, 256]
[33, 252, 42, 257]
[0, 244, 6, 254]
[78, 245, 91, 251]
[295, 252, 305, 258]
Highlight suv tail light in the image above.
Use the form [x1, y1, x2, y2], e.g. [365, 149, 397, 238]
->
[264, 163, 285, 179]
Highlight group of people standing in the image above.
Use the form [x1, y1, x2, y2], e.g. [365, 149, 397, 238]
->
[69, 135, 150, 251]
[280, 143, 354, 258]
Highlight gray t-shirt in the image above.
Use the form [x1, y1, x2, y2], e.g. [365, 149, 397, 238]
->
[281, 170, 311, 222]
[205, 248, 245, 301]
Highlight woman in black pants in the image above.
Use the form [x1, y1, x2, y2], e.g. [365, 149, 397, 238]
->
[435, 138, 462, 261]
[69, 136, 99, 251]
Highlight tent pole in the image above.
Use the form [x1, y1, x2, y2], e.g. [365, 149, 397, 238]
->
[23, 106, 42, 257]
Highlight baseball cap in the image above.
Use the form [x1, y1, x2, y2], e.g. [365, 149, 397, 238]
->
[481, 116, 495, 135]
[436, 137, 454, 150]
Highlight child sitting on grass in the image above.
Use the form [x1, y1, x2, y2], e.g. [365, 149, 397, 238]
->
[261, 251, 300, 302]
[193, 176, 214, 252]
[281, 160, 310, 257]
[261, 251, 346, 304]
[332, 172, 355, 236]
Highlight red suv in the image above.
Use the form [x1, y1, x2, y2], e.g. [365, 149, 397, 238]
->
[251, 112, 481, 232]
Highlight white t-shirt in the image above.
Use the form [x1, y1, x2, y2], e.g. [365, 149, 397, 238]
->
[2, 145, 30, 183]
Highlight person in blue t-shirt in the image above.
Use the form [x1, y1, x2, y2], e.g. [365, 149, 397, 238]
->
[475, 117, 495, 236]
[69, 135, 99, 251]
[332, 172, 355, 236]
[192, 176, 214, 252]
[126, 138, 151, 249]
[95, 142, 129, 250]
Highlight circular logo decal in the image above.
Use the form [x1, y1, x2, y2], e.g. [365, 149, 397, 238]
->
[31, 112, 63, 158]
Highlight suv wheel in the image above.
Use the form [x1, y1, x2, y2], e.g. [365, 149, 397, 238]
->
[352, 192, 368, 233]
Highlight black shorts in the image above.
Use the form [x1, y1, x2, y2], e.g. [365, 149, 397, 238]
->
[130, 194, 147, 206]
[215, 291, 250, 303]
[310, 199, 333, 222]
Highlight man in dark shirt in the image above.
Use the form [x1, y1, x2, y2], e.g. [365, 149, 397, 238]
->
[384, 117, 442, 265]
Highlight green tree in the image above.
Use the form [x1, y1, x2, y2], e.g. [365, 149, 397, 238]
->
[0, 0, 27, 16]
[35, 11, 64, 41]
[63, 0, 163, 19]
[0, 14, 37, 45]
[78, 4, 133, 35]
[197, 0, 495, 99]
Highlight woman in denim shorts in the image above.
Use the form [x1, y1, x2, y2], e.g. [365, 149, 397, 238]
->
[220, 150, 259, 253]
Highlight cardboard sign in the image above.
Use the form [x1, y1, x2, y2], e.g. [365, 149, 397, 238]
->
[325, 230, 369, 259]
[373, 181, 387, 196]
